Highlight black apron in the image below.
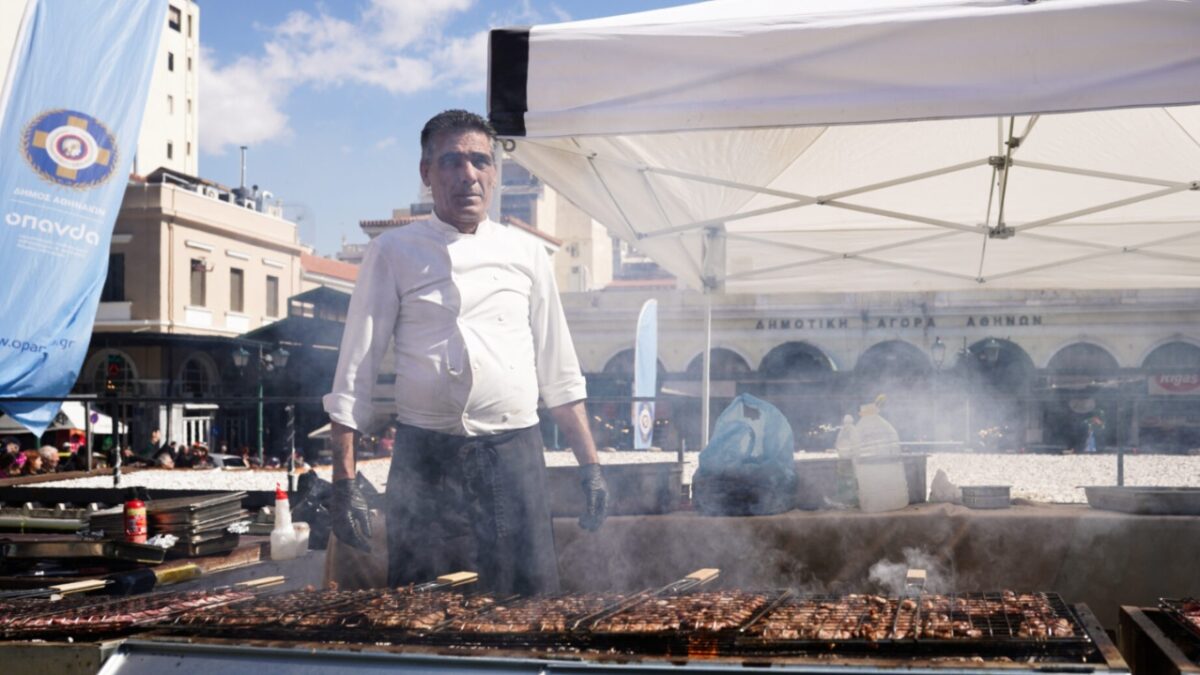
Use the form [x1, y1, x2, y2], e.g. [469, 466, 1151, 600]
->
[385, 422, 560, 595]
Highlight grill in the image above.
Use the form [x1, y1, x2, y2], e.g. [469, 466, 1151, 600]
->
[2, 579, 1128, 671]
[1162, 598, 1200, 644]
[152, 586, 1112, 667]
[0, 588, 255, 640]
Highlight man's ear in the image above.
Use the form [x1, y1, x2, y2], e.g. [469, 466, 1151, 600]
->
[419, 160, 431, 187]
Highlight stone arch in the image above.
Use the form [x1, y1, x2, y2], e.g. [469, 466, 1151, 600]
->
[1142, 340, 1200, 370]
[1046, 342, 1120, 375]
[175, 351, 220, 398]
[854, 339, 933, 381]
[601, 348, 667, 380]
[81, 348, 140, 395]
[759, 341, 836, 379]
[684, 347, 753, 380]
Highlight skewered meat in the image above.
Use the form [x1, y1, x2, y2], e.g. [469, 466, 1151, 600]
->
[452, 593, 627, 634]
[591, 591, 769, 633]
[2, 590, 254, 639]
[747, 591, 1079, 642]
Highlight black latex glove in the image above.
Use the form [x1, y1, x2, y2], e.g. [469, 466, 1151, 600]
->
[331, 478, 373, 552]
[577, 463, 608, 531]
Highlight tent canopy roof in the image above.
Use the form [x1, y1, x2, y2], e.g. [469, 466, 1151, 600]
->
[488, 0, 1200, 293]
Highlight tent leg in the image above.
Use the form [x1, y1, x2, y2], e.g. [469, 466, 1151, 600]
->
[701, 295, 712, 449]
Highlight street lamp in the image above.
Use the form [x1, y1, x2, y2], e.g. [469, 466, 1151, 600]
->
[931, 337, 946, 442]
[233, 344, 290, 464]
[982, 337, 1002, 366]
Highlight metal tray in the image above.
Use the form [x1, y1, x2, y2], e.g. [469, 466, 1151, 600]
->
[0, 539, 167, 564]
[152, 509, 248, 536]
[148, 493, 247, 524]
[167, 532, 240, 558]
[1084, 486, 1200, 515]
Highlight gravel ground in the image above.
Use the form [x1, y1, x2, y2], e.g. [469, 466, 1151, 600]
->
[19, 452, 1200, 504]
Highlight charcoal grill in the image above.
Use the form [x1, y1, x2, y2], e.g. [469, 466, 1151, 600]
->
[148, 587, 1125, 671]
[0, 587, 255, 640]
[1162, 598, 1200, 644]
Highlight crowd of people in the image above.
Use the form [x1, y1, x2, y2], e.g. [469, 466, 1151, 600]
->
[0, 435, 84, 477]
[0, 427, 279, 478]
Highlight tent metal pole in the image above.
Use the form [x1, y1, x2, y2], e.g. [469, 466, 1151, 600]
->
[702, 294, 712, 449]
[84, 401, 92, 472]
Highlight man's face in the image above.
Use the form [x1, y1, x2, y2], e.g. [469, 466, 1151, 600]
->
[151, 430, 161, 444]
[420, 129, 496, 233]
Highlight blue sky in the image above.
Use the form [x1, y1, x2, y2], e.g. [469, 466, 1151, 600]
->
[197, 0, 681, 256]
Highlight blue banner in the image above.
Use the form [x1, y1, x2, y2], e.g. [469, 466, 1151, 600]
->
[632, 299, 657, 450]
[0, 0, 168, 434]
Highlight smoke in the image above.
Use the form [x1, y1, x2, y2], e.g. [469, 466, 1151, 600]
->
[867, 547, 954, 596]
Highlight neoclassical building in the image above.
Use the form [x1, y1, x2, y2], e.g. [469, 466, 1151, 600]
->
[563, 287, 1200, 453]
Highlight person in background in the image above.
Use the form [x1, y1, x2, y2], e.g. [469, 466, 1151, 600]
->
[174, 443, 195, 468]
[0, 451, 17, 478]
[4, 436, 21, 456]
[376, 424, 396, 457]
[37, 445, 60, 473]
[20, 449, 42, 476]
[324, 110, 606, 595]
[190, 444, 213, 468]
[138, 428, 163, 463]
[57, 442, 82, 473]
[238, 446, 260, 468]
[153, 448, 175, 469]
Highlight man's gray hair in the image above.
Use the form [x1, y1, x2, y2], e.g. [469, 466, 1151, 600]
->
[420, 110, 496, 162]
[38, 445, 58, 461]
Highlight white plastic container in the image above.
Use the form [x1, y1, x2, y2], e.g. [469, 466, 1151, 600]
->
[270, 484, 300, 561]
[853, 456, 909, 512]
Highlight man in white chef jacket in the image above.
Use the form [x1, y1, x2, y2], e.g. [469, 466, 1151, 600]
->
[323, 110, 607, 594]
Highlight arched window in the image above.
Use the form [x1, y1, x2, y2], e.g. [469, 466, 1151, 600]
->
[1143, 341, 1200, 371]
[1048, 343, 1120, 375]
[759, 342, 834, 380]
[855, 340, 932, 383]
[685, 348, 752, 380]
[176, 353, 218, 398]
[84, 350, 138, 394]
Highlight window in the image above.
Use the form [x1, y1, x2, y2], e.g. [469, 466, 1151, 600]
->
[100, 254, 125, 302]
[230, 268, 244, 313]
[167, 94, 174, 114]
[266, 275, 279, 317]
[168, 51, 175, 71]
[190, 258, 206, 306]
[166, 142, 173, 159]
[187, 56, 193, 72]
[168, 6, 181, 31]
[187, 14, 193, 38]
[186, 141, 191, 156]
[186, 98, 192, 114]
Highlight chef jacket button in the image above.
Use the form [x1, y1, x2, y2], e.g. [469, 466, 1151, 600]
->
[497, 315, 505, 323]
[501, 413, 510, 422]
[472, 362, 479, 371]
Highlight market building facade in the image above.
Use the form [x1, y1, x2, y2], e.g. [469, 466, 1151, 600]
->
[562, 288, 1200, 454]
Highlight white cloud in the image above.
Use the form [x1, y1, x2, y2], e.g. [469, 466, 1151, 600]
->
[374, 136, 398, 150]
[200, 0, 495, 154]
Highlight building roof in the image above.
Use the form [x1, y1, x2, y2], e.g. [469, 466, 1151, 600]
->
[604, 277, 678, 290]
[301, 253, 358, 282]
[359, 215, 422, 230]
[501, 215, 563, 247]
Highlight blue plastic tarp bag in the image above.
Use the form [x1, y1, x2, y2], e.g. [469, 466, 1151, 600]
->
[693, 394, 797, 516]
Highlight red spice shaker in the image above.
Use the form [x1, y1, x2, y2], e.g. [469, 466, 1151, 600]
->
[124, 489, 147, 544]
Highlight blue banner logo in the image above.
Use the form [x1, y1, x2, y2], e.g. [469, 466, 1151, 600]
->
[22, 110, 118, 189]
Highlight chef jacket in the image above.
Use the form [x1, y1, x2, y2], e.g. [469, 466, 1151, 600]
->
[323, 214, 587, 436]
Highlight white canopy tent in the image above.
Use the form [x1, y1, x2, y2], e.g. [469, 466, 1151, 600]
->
[487, 0, 1200, 443]
[0, 401, 123, 435]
